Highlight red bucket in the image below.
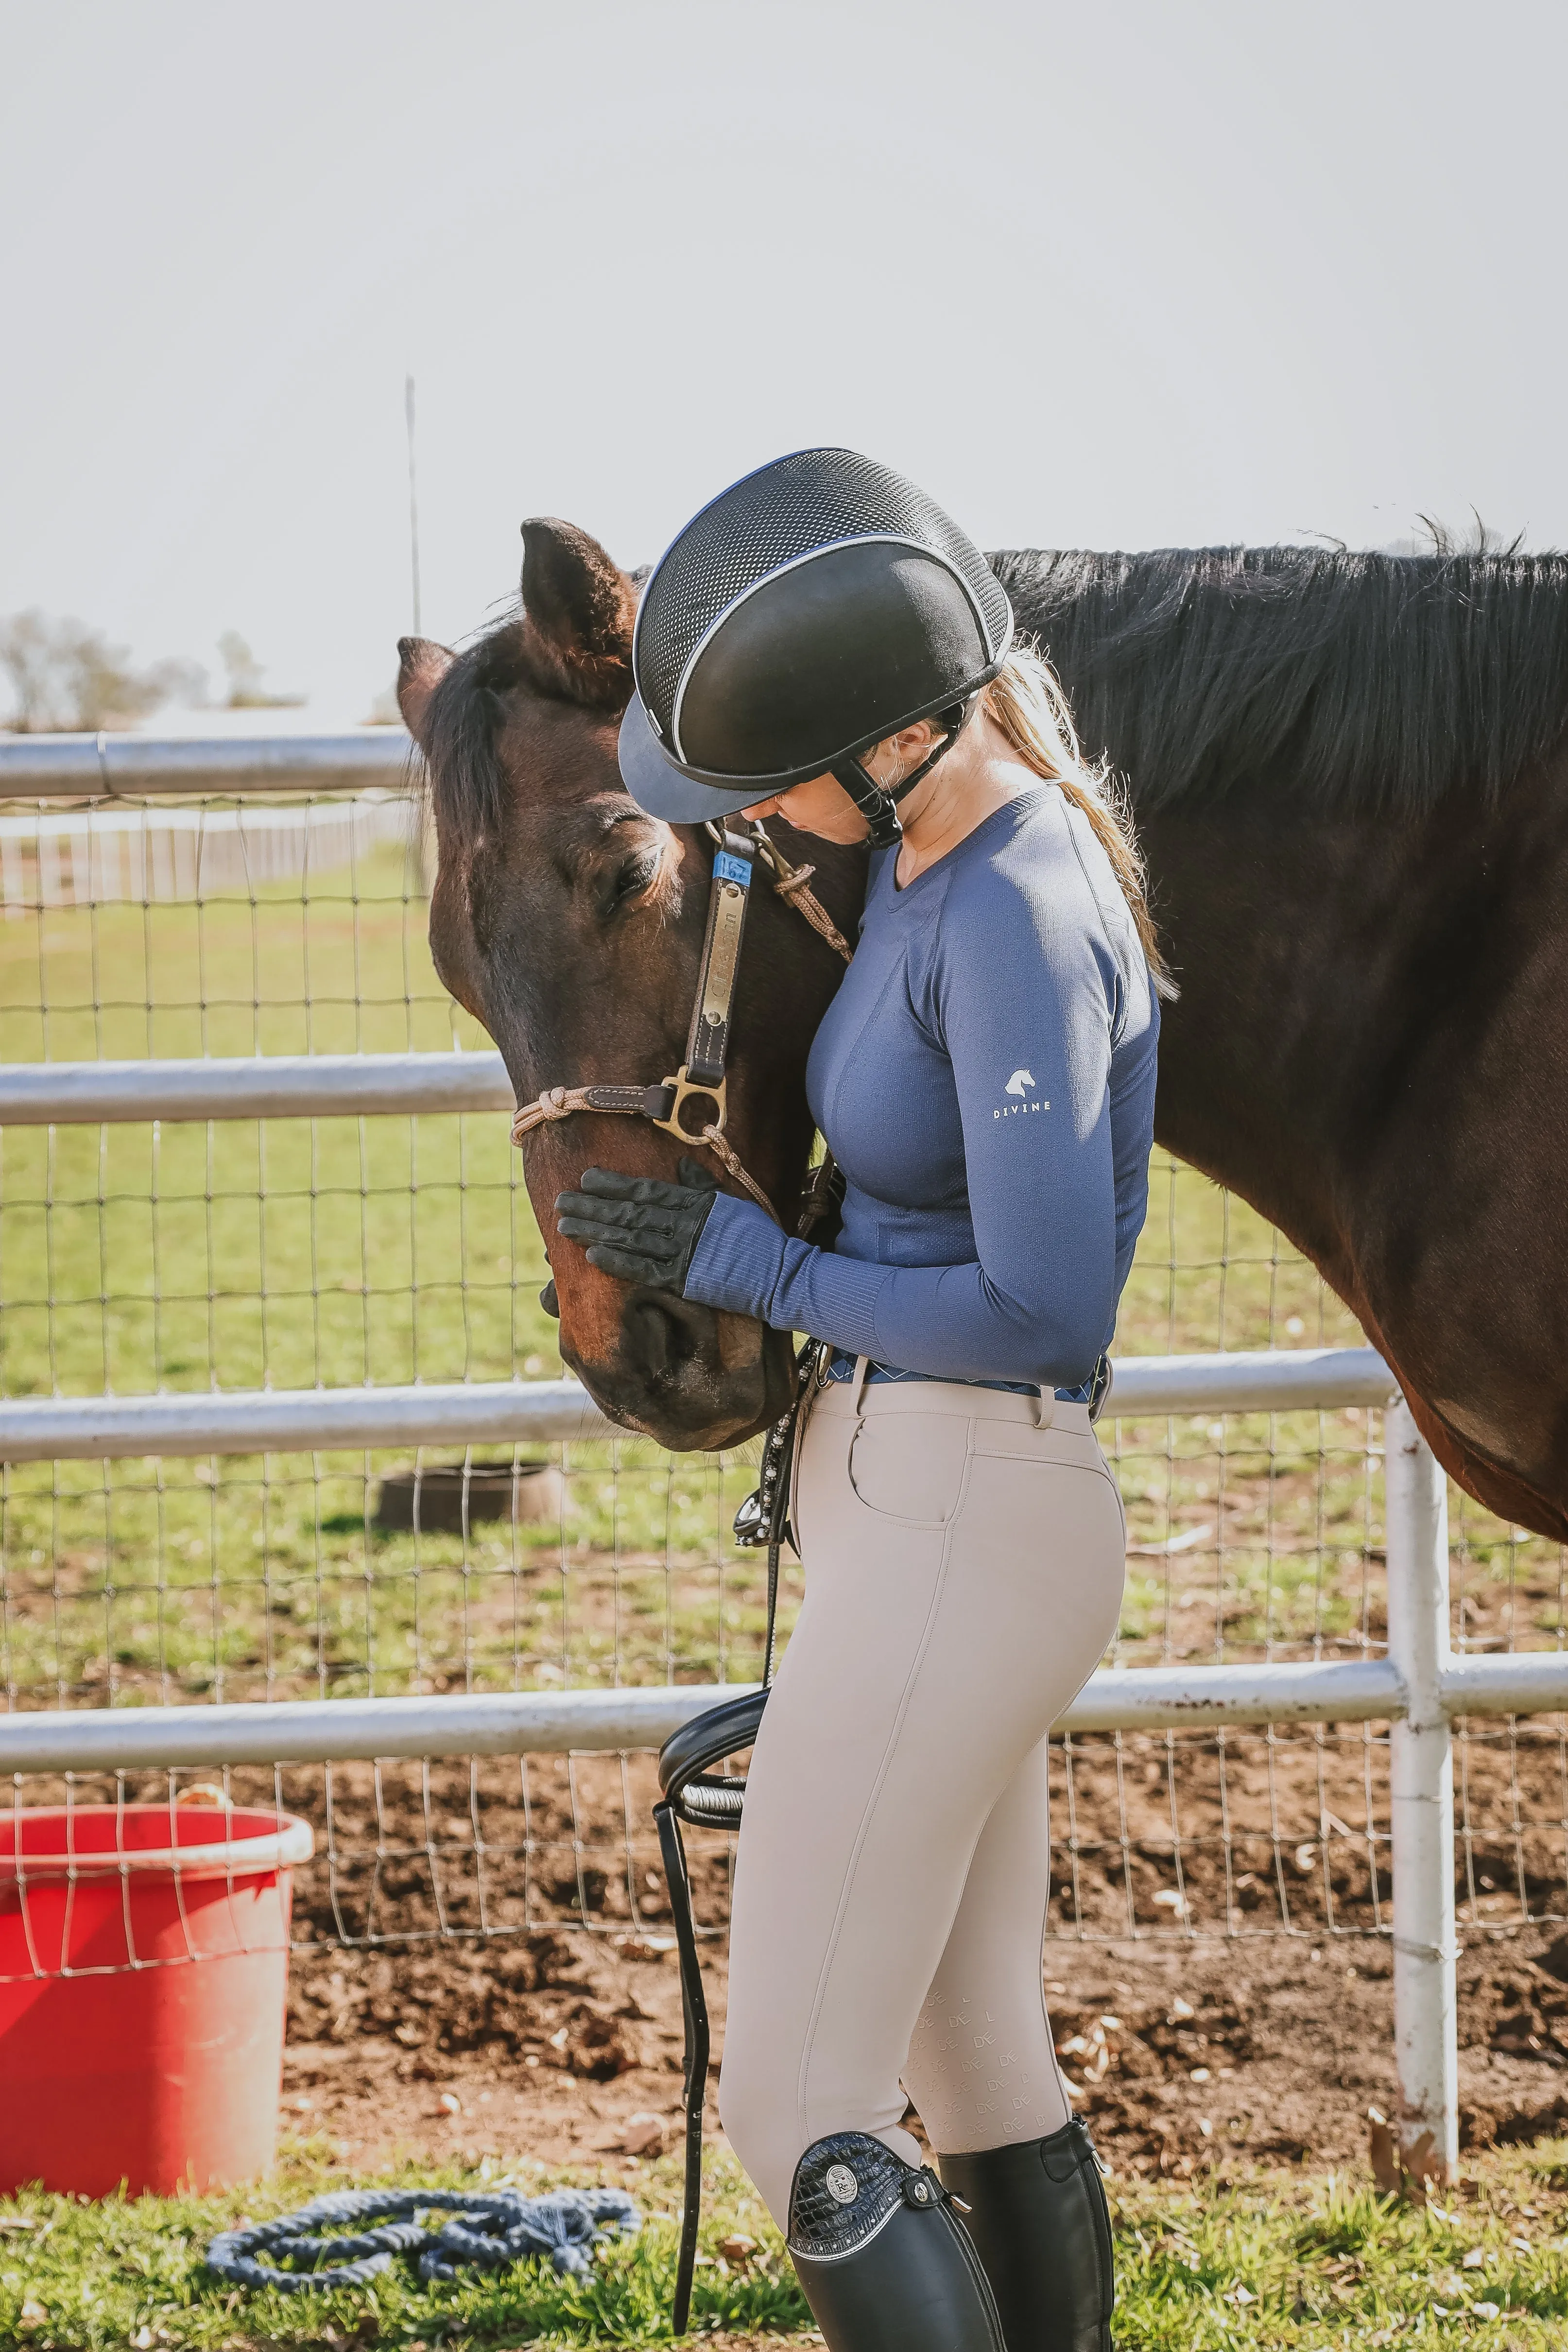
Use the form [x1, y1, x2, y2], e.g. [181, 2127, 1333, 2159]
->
[0, 1802, 313, 2196]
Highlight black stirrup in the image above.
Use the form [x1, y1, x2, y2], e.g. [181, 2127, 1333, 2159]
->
[655, 1686, 768, 2335]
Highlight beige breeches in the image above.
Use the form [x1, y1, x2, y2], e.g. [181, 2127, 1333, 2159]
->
[716, 1371, 1126, 2227]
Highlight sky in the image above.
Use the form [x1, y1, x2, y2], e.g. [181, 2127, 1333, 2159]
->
[2, 0, 1565, 724]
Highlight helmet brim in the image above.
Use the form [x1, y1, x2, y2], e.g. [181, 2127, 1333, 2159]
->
[617, 693, 766, 822]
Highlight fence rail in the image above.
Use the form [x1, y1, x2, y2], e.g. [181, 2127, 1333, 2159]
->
[0, 730, 412, 798]
[3, 1652, 1561, 1778]
[0, 1348, 1398, 1461]
[0, 1050, 512, 1124]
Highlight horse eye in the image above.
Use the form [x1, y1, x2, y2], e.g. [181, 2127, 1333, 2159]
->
[612, 853, 659, 908]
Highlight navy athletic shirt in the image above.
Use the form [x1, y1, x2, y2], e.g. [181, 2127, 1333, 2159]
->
[683, 784, 1160, 1393]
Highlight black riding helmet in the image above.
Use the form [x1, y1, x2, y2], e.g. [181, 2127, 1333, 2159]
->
[619, 448, 1014, 847]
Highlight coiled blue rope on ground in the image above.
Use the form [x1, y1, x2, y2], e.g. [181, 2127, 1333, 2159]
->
[206, 2185, 640, 2294]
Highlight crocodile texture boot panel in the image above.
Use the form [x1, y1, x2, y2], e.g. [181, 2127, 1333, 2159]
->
[786, 2131, 1007, 2352]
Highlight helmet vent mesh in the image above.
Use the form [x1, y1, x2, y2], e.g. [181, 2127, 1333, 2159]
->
[636, 449, 1011, 728]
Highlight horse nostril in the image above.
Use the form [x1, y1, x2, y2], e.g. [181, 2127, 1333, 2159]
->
[539, 1280, 559, 1317]
[623, 1291, 703, 1381]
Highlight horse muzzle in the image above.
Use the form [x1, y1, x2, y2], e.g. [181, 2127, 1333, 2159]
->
[561, 1289, 794, 1452]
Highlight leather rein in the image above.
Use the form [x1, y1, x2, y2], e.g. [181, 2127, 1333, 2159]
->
[509, 817, 853, 1227]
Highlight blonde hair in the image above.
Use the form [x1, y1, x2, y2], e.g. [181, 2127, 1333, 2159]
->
[979, 643, 1173, 995]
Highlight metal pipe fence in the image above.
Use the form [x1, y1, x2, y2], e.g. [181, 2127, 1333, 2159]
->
[0, 732, 1563, 2183]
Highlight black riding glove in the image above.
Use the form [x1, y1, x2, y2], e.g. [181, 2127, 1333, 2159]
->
[554, 1157, 720, 1293]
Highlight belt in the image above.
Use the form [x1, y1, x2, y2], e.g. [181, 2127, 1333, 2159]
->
[822, 1349, 1108, 1412]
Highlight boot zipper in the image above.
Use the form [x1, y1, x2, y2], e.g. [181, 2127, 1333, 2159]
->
[927, 2179, 1007, 2351]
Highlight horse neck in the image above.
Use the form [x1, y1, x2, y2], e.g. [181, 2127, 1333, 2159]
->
[1137, 761, 1568, 1324]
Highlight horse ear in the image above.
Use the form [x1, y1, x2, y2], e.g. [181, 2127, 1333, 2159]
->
[519, 518, 636, 702]
[397, 636, 455, 747]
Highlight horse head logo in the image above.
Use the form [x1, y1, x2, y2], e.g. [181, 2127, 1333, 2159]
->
[1004, 1069, 1035, 1097]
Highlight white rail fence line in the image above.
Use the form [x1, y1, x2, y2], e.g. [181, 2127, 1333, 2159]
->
[0, 1051, 512, 1125]
[0, 1348, 1396, 1460]
[0, 793, 412, 910]
[0, 731, 413, 798]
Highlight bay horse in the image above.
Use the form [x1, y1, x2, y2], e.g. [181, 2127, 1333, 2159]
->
[398, 522, 1568, 1542]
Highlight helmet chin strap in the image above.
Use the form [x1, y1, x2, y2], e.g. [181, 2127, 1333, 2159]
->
[830, 695, 978, 849]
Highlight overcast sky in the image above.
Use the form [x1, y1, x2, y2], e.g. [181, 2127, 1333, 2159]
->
[2, 0, 1564, 723]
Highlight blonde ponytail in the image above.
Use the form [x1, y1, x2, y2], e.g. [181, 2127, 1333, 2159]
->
[983, 644, 1174, 998]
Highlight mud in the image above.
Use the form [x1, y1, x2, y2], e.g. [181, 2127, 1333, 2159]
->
[241, 1725, 1568, 2183]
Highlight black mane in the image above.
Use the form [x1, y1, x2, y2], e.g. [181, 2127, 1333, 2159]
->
[420, 621, 521, 848]
[991, 543, 1568, 814]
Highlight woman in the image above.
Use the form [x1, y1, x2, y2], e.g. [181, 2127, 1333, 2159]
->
[556, 450, 1163, 2352]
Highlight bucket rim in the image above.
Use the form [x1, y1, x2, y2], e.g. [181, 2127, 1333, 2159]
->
[0, 1806, 314, 1882]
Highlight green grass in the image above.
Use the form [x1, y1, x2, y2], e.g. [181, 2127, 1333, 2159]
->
[0, 831, 1561, 1721]
[4, 2144, 1568, 2349]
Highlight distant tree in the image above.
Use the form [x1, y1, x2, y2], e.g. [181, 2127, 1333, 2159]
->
[0, 610, 204, 732]
[217, 631, 305, 709]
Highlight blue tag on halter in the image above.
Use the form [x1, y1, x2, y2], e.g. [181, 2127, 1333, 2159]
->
[713, 851, 752, 887]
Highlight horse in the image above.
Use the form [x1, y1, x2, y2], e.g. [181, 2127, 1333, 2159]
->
[397, 522, 866, 1453]
[398, 522, 1568, 1542]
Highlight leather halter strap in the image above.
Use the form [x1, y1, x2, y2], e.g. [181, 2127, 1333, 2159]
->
[510, 819, 851, 1224]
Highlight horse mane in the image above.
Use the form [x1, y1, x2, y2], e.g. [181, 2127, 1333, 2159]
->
[420, 606, 630, 849]
[424, 537, 1568, 842]
[991, 538, 1568, 815]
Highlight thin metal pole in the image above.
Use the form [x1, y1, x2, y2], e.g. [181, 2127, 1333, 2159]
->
[406, 374, 422, 635]
[1385, 1396, 1459, 2181]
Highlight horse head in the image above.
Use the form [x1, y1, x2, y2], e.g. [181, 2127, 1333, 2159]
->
[398, 518, 864, 1452]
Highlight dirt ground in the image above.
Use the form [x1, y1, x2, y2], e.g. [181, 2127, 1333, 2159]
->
[259, 1723, 1568, 2186]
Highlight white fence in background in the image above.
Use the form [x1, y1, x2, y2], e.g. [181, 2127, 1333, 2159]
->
[0, 790, 412, 909]
[0, 728, 1560, 2182]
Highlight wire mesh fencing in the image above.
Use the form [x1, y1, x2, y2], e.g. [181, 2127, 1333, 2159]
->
[0, 783, 1563, 1999]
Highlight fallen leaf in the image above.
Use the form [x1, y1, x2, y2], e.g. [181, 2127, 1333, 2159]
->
[439, 2091, 462, 2116]
[1463, 2248, 1486, 2269]
[720, 2233, 758, 2263]
[1368, 2112, 1403, 2196]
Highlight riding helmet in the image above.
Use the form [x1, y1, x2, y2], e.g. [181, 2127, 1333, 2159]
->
[619, 448, 1013, 844]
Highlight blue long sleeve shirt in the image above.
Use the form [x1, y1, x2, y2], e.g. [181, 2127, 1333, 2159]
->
[684, 784, 1160, 1389]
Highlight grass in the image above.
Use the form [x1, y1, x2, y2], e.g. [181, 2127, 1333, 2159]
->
[4, 2143, 1568, 2349]
[0, 834, 1562, 1720]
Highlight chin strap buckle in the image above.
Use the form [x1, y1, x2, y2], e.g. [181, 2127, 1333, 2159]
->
[831, 694, 979, 846]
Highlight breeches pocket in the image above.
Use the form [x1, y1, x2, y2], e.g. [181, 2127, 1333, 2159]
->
[970, 1425, 1128, 1544]
[846, 1411, 973, 1526]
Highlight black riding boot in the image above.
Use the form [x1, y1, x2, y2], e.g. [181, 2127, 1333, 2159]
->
[937, 2117, 1115, 2352]
[786, 2132, 1006, 2352]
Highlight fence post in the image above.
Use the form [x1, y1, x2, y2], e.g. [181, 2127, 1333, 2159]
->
[1385, 1395, 1459, 2181]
